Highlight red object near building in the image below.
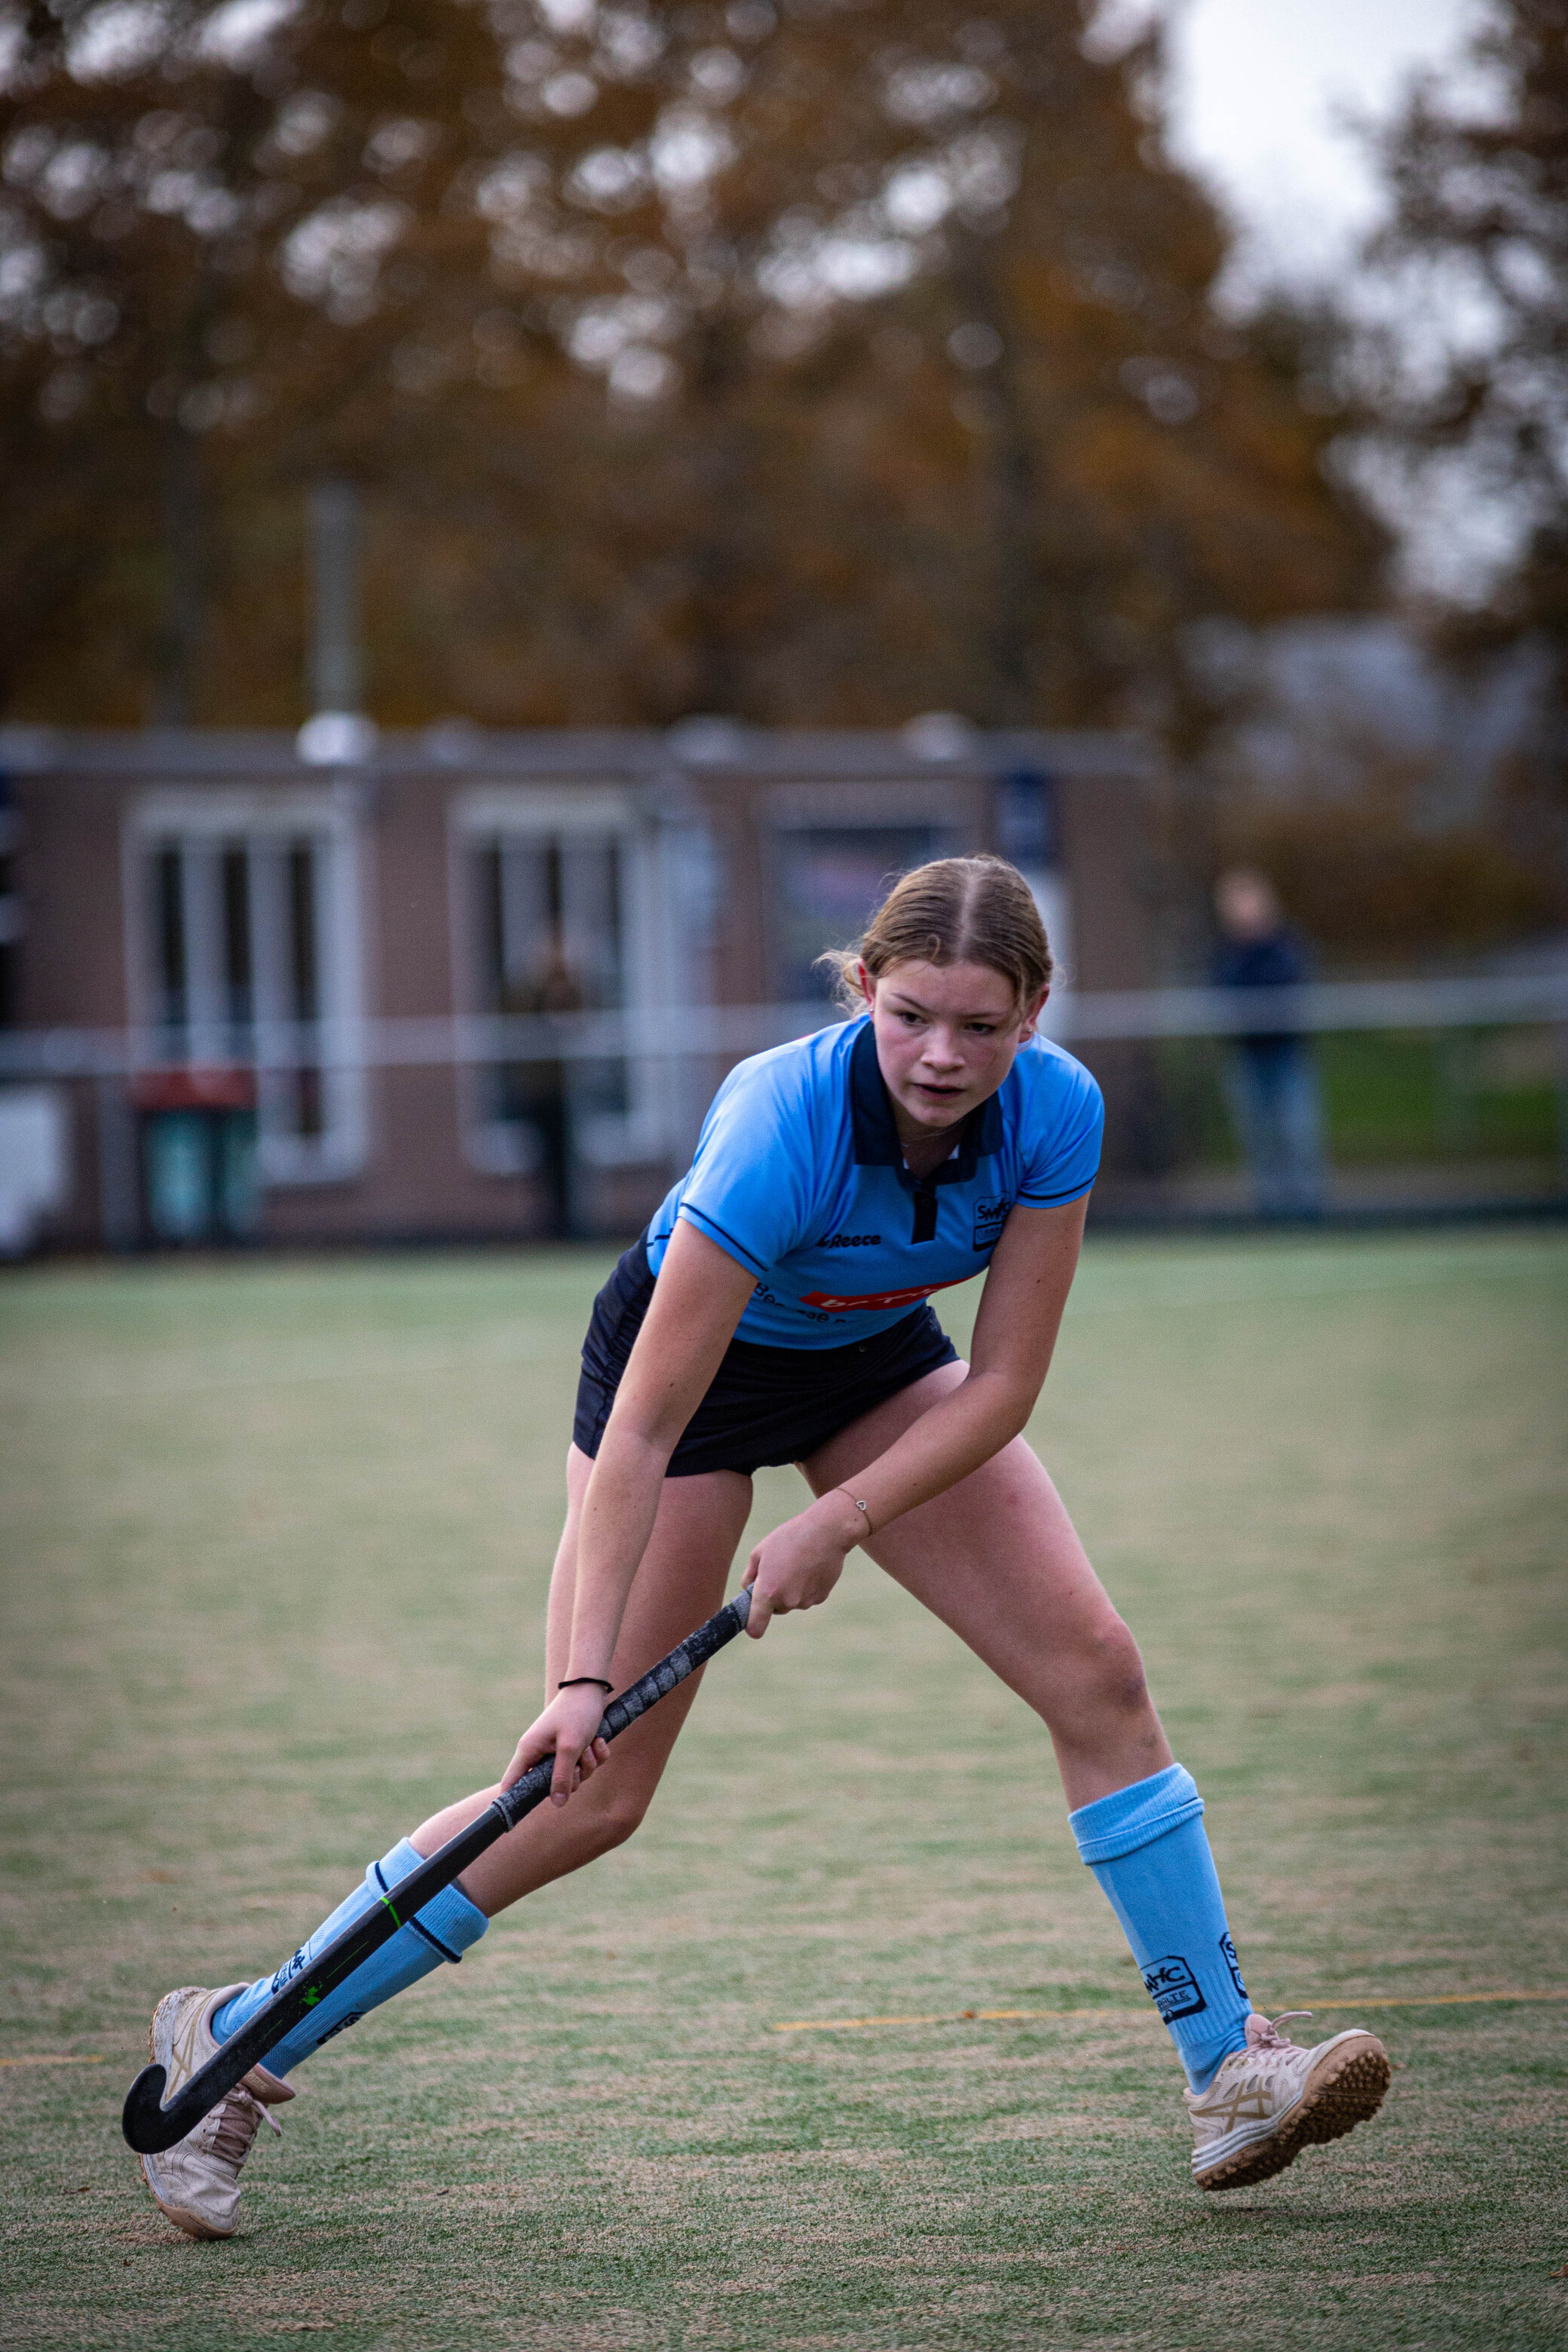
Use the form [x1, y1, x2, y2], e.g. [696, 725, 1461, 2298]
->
[130, 1067, 258, 1114]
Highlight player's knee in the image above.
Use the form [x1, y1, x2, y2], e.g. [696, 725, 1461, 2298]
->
[1079, 1614, 1151, 1718]
[579, 1782, 654, 1857]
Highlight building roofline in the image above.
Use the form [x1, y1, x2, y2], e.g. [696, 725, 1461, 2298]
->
[0, 722, 1159, 786]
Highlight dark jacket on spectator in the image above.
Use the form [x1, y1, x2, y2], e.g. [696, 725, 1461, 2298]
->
[1213, 929, 1309, 1057]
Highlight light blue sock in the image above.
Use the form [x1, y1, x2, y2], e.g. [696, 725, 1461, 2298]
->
[212, 1839, 488, 2077]
[1070, 1764, 1252, 2093]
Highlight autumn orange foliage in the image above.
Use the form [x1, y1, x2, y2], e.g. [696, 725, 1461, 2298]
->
[1, 0, 1382, 729]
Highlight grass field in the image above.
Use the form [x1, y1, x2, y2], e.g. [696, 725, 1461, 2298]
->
[2, 1229, 1566, 2352]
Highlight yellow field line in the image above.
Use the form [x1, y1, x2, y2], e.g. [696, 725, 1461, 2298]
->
[770, 1989, 1568, 2034]
[6, 1992, 1560, 2065]
[1311, 1991, 1568, 2011]
[0, 2054, 109, 2069]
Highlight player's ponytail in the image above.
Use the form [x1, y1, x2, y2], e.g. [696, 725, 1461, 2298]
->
[819, 855, 1053, 1014]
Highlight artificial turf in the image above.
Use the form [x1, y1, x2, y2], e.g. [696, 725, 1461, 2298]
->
[1, 1229, 1564, 2351]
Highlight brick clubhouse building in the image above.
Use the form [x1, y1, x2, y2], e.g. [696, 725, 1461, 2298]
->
[0, 718, 1157, 1251]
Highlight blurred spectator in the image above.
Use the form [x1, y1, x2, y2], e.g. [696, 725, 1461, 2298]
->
[500, 929, 586, 1239]
[1213, 868, 1327, 1217]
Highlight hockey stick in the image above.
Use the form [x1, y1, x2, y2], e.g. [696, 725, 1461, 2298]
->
[122, 1589, 752, 2154]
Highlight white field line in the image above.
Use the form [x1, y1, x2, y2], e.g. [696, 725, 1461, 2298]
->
[770, 1989, 1568, 2032]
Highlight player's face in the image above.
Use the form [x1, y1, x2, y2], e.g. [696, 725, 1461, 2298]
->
[860, 959, 1049, 1141]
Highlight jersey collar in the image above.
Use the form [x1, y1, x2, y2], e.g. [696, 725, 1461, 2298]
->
[848, 1015, 1003, 1186]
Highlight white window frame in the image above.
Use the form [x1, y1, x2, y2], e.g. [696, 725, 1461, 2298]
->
[449, 785, 668, 1177]
[1027, 867, 1074, 1039]
[122, 785, 369, 1186]
[762, 781, 975, 1006]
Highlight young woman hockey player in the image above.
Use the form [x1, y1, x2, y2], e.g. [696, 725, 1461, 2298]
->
[139, 855, 1388, 2239]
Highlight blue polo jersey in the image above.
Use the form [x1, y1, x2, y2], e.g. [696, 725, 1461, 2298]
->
[645, 1015, 1103, 1347]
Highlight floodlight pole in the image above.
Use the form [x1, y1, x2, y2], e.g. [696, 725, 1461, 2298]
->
[308, 479, 364, 720]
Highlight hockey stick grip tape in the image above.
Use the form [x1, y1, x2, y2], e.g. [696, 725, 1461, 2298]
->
[121, 1588, 752, 2154]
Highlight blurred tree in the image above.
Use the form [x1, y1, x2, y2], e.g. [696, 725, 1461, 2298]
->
[0, 0, 1383, 727]
[1352, 0, 1568, 916]
[1363, 0, 1567, 665]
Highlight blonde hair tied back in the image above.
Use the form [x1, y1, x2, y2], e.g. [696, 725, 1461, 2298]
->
[818, 854, 1053, 1015]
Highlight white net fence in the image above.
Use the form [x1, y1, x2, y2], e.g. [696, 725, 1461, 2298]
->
[2, 967, 1565, 1236]
[3, 968, 1566, 1076]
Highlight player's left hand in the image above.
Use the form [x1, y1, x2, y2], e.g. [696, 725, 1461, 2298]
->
[743, 1493, 862, 1637]
[502, 1686, 613, 1805]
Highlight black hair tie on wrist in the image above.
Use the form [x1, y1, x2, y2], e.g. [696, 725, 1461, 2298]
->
[558, 1676, 614, 1693]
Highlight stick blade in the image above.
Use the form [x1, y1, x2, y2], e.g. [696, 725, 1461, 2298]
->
[122, 2063, 180, 2154]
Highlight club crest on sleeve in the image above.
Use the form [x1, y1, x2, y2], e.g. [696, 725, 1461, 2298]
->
[1141, 1953, 1208, 2022]
[972, 1197, 1012, 1249]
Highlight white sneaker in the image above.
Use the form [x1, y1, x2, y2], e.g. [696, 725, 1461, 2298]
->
[1186, 2011, 1390, 2191]
[138, 1983, 296, 2239]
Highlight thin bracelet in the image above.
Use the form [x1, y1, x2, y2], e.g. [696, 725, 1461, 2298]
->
[836, 1484, 873, 1538]
[558, 1675, 614, 1693]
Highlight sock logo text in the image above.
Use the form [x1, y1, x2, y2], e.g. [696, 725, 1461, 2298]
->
[1141, 1952, 1208, 2023]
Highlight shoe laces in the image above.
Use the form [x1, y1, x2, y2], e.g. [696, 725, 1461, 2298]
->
[1243, 2010, 1312, 2053]
[208, 2087, 283, 2171]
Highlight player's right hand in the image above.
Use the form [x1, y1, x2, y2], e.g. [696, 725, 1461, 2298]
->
[503, 1686, 611, 1806]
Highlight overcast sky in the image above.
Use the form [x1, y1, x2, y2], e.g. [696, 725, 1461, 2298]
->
[1118, 0, 1509, 593]
[1156, 0, 1490, 291]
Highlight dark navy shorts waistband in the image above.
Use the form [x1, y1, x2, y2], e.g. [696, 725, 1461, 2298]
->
[573, 1233, 958, 1478]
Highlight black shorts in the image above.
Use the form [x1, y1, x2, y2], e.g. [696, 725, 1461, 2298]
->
[573, 1235, 959, 1478]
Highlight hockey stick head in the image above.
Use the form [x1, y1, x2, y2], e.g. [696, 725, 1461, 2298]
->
[123, 2062, 183, 2155]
